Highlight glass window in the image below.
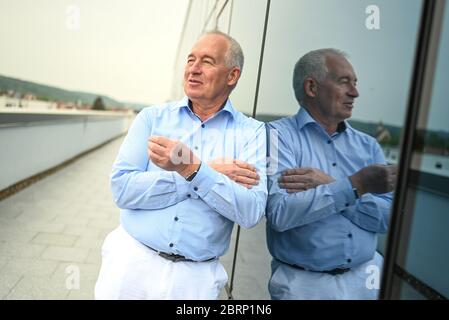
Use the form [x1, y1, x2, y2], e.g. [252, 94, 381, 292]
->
[228, 0, 269, 116]
[246, 0, 422, 299]
[393, 2, 449, 299]
[171, 0, 213, 100]
[396, 276, 427, 300]
[216, 0, 233, 33]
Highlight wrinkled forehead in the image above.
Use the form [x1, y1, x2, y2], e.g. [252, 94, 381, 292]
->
[325, 54, 357, 79]
[190, 34, 229, 58]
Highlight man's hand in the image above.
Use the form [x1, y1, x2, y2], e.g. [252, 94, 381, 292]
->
[208, 157, 259, 189]
[278, 167, 335, 193]
[349, 164, 397, 196]
[148, 136, 200, 178]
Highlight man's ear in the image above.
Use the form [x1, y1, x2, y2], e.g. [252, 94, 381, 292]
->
[304, 78, 317, 98]
[227, 67, 241, 86]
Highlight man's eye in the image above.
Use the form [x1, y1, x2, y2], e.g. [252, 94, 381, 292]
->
[203, 60, 213, 65]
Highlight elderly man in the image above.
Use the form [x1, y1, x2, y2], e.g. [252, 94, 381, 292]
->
[95, 31, 267, 300]
[266, 48, 397, 300]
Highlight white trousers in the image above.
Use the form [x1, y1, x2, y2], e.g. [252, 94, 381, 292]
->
[269, 252, 384, 300]
[95, 226, 228, 300]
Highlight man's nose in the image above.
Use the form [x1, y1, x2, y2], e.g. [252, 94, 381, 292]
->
[188, 60, 201, 74]
[349, 84, 359, 98]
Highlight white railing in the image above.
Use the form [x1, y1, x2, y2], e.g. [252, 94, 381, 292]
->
[0, 108, 134, 191]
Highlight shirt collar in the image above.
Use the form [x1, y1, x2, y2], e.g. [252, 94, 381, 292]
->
[171, 96, 236, 119]
[295, 105, 348, 133]
[295, 106, 317, 131]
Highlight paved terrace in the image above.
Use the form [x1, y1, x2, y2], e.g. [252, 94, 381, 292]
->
[0, 137, 271, 300]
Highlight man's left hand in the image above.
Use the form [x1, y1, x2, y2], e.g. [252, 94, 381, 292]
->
[278, 167, 335, 193]
[208, 157, 259, 189]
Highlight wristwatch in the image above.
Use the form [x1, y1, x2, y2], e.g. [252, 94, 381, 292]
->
[185, 162, 201, 182]
[352, 187, 360, 199]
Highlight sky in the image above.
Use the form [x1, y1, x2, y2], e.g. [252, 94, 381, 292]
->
[0, 0, 189, 105]
[0, 0, 447, 132]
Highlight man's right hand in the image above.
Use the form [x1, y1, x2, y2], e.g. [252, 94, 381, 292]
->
[349, 164, 398, 196]
[208, 158, 259, 189]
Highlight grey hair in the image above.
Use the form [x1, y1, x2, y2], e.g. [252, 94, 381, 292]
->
[293, 48, 348, 103]
[202, 30, 244, 71]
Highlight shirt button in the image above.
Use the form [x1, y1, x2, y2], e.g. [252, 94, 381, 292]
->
[345, 203, 349, 207]
[169, 243, 174, 247]
[332, 162, 337, 167]
[348, 233, 352, 238]
[340, 210, 345, 213]
[201, 124, 205, 128]
[174, 217, 179, 221]
[327, 140, 332, 144]
[194, 186, 198, 191]
[347, 258, 352, 263]
[194, 146, 198, 150]
[187, 194, 191, 198]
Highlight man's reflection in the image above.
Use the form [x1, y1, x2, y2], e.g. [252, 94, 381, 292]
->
[265, 48, 397, 299]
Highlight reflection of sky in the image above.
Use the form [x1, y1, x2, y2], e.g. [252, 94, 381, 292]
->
[425, 3, 449, 132]
[254, 0, 423, 128]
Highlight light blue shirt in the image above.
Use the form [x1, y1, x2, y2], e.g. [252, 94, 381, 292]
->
[266, 107, 392, 271]
[111, 97, 267, 261]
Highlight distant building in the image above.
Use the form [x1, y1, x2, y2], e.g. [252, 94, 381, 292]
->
[21, 99, 57, 110]
[0, 95, 20, 108]
[56, 101, 75, 109]
[22, 93, 36, 100]
[376, 121, 391, 144]
[0, 95, 57, 110]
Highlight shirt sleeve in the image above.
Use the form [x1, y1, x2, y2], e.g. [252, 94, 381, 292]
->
[267, 176, 357, 232]
[267, 126, 393, 234]
[340, 141, 393, 233]
[110, 109, 190, 210]
[187, 122, 268, 229]
[266, 123, 358, 232]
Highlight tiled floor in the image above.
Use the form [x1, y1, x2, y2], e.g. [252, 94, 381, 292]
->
[0, 136, 271, 300]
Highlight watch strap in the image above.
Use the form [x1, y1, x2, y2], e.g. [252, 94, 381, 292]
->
[353, 187, 360, 199]
[185, 162, 201, 181]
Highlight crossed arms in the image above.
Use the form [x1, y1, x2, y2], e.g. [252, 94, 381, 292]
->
[110, 109, 267, 229]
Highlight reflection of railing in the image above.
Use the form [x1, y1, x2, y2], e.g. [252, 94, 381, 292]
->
[383, 146, 449, 178]
[409, 169, 449, 197]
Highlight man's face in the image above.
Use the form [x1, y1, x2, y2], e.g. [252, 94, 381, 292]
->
[184, 34, 236, 106]
[315, 54, 359, 123]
